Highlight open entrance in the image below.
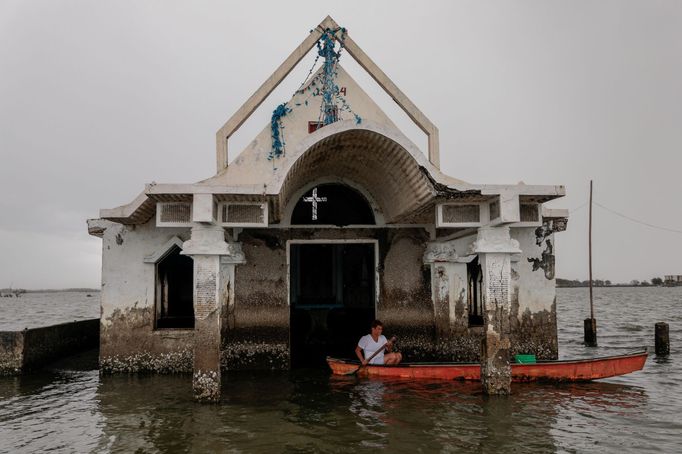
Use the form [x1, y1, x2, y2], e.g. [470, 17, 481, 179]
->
[155, 246, 194, 329]
[467, 256, 484, 327]
[290, 242, 376, 367]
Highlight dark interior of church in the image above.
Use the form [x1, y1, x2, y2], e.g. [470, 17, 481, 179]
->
[155, 246, 195, 329]
[290, 242, 376, 367]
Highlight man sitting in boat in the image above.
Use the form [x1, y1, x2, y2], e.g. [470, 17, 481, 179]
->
[355, 319, 403, 366]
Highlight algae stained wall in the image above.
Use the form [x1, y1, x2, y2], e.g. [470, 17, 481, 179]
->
[227, 228, 437, 368]
[511, 226, 559, 359]
[97, 222, 559, 371]
[98, 220, 195, 373]
[225, 230, 289, 370]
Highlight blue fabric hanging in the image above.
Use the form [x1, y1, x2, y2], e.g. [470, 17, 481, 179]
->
[269, 26, 362, 160]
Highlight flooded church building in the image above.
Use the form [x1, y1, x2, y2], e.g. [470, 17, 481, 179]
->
[88, 17, 568, 399]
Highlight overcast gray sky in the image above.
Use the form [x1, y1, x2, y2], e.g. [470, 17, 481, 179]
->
[1, 1, 681, 289]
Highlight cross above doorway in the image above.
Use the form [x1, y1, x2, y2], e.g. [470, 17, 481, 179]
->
[302, 187, 327, 221]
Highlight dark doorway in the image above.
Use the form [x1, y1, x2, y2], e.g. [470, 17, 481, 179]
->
[290, 243, 376, 367]
[155, 246, 194, 329]
[467, 256, 484, 327]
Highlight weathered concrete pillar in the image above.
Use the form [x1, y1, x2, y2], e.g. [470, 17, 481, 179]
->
[471, 226, 521, 395]
[182, 224, 244, 402]
[424, 242, 469, 342]
[432, 263, 451, 341]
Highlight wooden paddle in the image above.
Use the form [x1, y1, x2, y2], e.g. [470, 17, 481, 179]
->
[345, 336, 397, 376]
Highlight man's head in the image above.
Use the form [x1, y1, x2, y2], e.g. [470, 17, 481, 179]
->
[370, 319, 383, 337]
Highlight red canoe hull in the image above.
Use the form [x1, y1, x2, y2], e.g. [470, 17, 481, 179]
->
[327, 351, 647, 382]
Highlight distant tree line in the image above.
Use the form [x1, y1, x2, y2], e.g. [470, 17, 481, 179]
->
[557, 277, 665, 288]
[0, 288, 26, 297]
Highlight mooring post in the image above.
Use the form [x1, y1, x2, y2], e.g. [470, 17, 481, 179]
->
[655, 322, 670, 356]
[182, 224, 245, 403]
[584, 317, 597, 347]
[472, 226, 520, 395]
[584, 180, 597, 347]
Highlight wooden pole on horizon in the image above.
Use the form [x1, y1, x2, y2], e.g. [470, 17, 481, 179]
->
[588, 180, 594, 318]
[584, 180, 598, 346]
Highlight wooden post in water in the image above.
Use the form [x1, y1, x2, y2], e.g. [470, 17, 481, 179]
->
[584, 180, 597, 346]
[655, 322, 670, 355]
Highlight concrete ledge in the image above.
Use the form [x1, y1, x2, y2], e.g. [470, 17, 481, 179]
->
[0, 319, 99, 376]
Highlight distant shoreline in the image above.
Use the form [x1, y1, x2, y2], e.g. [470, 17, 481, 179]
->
[0, 288, 100, 294]
[556, 284, 667, 288]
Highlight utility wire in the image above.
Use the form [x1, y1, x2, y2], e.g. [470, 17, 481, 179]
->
[593, 201, 682, 234]
[569, 201, 588, 214]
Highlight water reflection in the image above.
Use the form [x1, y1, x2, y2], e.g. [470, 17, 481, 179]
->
[348, 378, 388, 447]
[2, 287, 682, 452]
[0, 362, 665, 453]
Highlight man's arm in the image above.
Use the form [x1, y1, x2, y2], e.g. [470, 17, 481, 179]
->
[355, 345, 367, 366]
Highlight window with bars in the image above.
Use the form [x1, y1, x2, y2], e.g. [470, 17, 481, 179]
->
[156, 202, 192, 227]
[219, 203, 268, 226]
[442, 204, 480, 223]
[520, 203, 540, 223]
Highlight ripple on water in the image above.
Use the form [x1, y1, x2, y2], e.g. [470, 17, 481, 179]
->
[0, 288, 681, 452]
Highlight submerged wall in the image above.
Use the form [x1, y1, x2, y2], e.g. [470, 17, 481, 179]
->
[97, 219, 560, 372]
[0, 319, 99, 376]
[378, 229, 437, 361]
[98, 220, 195, 373]
[226, 227, 437, 369]
[511, 224, 560, 359]
[225, 230, 289, 370]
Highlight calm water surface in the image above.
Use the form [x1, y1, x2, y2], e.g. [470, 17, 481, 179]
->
[0, 288, 680, 453]
[0, 291, 99, 331]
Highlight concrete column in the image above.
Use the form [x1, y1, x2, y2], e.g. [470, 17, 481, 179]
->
[432, 263, 450, 341]
[424, 242, 471, 342]
[471, 226, 521, 395]
[182, 224, 245, 403]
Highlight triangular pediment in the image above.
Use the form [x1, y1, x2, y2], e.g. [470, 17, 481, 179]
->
[215, 15, 439, 172]
[203, 63, 404, 187]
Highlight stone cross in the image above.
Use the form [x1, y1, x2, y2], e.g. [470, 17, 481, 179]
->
[303, 187, 327, 221]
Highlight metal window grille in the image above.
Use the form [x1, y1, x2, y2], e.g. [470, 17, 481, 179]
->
[222, 204, 265, 224]
[520, 204, 540, 223]
[442, 204, 480, 223]
[159, 203, 191, 223]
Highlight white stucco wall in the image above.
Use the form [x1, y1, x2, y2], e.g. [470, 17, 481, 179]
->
[511, 227, 556, 314]
[99, 220, 191, 325]
[431, 225, 557, 323]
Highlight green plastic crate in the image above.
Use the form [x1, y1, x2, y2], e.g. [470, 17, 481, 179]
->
[514, 354, 536, 364]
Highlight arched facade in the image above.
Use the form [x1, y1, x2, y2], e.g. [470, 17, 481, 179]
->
[278, 126, 435, 224]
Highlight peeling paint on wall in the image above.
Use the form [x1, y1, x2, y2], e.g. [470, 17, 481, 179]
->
[528, 239, 555, 280]
[527, 222, 557, 280]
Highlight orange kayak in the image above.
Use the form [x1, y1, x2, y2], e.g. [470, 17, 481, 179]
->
[327, 350, 648, 382]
